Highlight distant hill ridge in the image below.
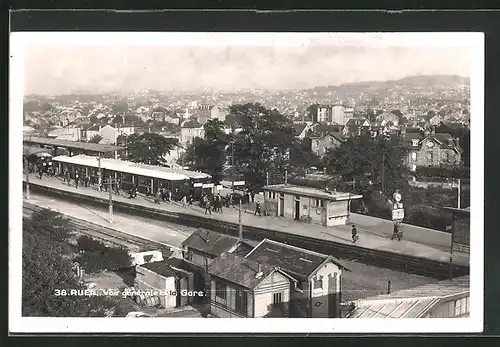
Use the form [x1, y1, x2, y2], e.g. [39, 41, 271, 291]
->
[307, 74, 470, 92]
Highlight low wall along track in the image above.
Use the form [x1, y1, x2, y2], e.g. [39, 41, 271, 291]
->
[23, 202, 173, 254]
[24, 182, 469, 279]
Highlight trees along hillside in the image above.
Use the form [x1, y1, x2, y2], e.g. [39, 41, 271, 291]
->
[22, 208, 126, 317]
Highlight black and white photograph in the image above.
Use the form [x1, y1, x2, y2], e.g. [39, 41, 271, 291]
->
[9, 31, 484, 333]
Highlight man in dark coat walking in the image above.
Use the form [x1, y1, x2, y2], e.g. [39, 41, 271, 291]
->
[351, 225, 358, 243]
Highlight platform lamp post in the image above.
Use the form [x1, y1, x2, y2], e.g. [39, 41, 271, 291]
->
[238, 198, 243, 240]
[97, 154, 102, 192]
[108, 174, 113, 224]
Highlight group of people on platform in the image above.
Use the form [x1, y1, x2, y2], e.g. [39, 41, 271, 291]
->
[27, 162, 55, 180]
[197, 191, 262, 216]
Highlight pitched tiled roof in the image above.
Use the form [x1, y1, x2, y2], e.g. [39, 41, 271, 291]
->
[345, 118, 368, 127]
[139, 261, 178, 279]
[245, 238, 348, 280]
[312, 123, 341, 134]
[181, 120, 203, 128]
[208, 252, 282, 289]
[182, 229, 240, 257]
[347, 276, 469, 319]
[292, 123, 307, 135]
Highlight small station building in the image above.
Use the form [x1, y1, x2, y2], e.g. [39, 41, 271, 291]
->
[262, 184, 363, 227]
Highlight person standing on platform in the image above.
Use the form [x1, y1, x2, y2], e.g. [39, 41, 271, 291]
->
[38, 165, 43, 179]
[155, 189, 161, 204]
[181, 195, 187, 208]
[65, 170, 71, 185]
[74, 171, 80, 188]
[351, 225, 358, 243]
[391, 223, 401, 241]
[254, 201, 262, 216]
[205, 198, 212, 215]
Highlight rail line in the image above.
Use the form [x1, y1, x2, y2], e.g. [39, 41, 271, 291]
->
[25, 184, 470, 279]
[23, 202, 174, 253]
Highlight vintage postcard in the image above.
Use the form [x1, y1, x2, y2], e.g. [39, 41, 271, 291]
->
[9, 31, 484, 333]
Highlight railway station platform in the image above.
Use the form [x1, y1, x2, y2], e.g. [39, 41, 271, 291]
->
[21, 175, 470, 268]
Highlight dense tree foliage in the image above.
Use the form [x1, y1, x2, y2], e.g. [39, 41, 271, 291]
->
[323, 134, 410, 203]
[229, 103, 297, 190]
[124, 132, 178, 165]
[22, 208, 125, 317]
[183, 119, 229, 184]
[415, 165, 470, 179]
[306, 103, 319, 122]
[289, 138, 321, 176]
[74, 236, 131, 274]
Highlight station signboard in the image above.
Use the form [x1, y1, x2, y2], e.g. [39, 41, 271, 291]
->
[392, 208, 405, 221]
[233, 181, 245, 186]
[193, 182, 203, 188]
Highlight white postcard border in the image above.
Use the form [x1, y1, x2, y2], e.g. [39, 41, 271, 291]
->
[9, 32, 484, 333]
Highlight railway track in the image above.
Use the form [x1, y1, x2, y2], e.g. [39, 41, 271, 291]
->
[25, 183, 470, 279]
[23, 202, 172, 253]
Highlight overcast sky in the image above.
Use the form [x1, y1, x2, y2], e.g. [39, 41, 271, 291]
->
[22, 35, 473, 95]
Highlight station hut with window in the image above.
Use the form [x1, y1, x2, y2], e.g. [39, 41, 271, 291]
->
[262, 184, 363, 227]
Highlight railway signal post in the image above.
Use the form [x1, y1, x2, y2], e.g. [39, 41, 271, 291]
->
[391, 190, 404, 240]
[103, 175, 120, 224]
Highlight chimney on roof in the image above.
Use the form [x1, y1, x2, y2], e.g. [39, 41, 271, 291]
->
[255, 263, 263, 279]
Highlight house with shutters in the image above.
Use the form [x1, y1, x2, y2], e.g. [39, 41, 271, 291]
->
[208, 252, 296, 318]
[310, 131, 346, 157]
[245, 238, 350, 318]
[402, 129, 462, 171]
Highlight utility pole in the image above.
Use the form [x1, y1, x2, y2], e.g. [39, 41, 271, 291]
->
[238, 198, 243, 240]
[457, 178, 461, 209]
[231, 142, 234, 166]
[108, 175, 113, 224]
[266, 171, 269, 186]
[285, 170, 288, 185]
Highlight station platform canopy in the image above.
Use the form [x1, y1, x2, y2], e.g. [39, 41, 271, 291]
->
[23, 135, 125, 153]
[23, 145, 52, 157]
[52, 155, 191, 182]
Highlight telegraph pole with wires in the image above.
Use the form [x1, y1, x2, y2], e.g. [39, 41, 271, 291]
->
[238, 198, 243, 240]
[108, 174, 113, 224]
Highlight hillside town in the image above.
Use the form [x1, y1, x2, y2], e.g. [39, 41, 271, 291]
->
[21, 74, 472, 320]
[23, 75, 470, 171]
